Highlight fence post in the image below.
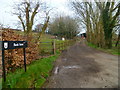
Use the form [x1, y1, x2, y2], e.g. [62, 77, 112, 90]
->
[62, 42, 64, 50]
[58, 43, 59, 51]
[23, 48, 26, 72]
[60, 43, 61, 51]
[52, 40, 56, 54]
[2, 49, 6, 82]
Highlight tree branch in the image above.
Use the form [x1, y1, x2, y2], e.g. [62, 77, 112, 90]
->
[18, 16, 26, 31]
[30, 3, 39, 27]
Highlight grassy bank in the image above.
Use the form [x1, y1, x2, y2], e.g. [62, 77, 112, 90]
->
[87, 42, 120, 55]
[2, 53, 59, 88]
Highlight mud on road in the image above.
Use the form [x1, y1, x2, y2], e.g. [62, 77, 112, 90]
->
[44, 40, 118, 88]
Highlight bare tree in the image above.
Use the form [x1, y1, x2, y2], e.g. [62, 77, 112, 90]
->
[71, 1, 104, 46]
[36, 6, 53, 42]
[13, 0, 52, 45]
[13, 0, 41, 36]
[70, 0, 120, 48]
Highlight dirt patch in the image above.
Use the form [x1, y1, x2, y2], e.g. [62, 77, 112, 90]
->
[43, 40, 118, 88]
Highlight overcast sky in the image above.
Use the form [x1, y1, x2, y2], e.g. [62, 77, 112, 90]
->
[0, 0, 75, 29]
[1, 0, 116, 33]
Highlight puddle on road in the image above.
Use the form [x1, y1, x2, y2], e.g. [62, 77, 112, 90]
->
[54, 65, 80, 74]
[63, 58, 67, 61]
[63, 66, 80, 69]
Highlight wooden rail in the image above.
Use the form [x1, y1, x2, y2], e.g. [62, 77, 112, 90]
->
[40, 39, 76, 55]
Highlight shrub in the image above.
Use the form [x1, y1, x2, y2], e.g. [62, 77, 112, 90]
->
[2, 29, 39, 72]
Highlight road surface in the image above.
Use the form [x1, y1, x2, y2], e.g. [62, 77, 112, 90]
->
[44, 40, 118, 88]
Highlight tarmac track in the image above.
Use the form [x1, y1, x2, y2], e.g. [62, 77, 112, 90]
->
[44, 40, 118, 88]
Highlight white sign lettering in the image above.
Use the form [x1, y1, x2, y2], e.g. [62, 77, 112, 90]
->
[14, 43, 24, 47]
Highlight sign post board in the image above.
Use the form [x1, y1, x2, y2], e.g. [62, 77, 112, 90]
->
[1, 41, 28, 82]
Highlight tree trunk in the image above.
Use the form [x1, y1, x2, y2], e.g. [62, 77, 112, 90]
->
[115, 33, 120, 47]
[105, 34, 112, 49]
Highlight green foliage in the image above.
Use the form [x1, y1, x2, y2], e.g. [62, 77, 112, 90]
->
[38, 34, 65, 55]
[2, 54, 59, 88]
[39, 39, 66, 55]
[87, 42, 120, 55]
[97, 1, 120, 48]
[49, 16, 79, 39]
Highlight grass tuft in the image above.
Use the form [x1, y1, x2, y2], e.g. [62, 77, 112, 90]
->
[87, 42, 120, 55]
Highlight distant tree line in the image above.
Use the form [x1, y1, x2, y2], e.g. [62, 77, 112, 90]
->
[48, 16, 79, 39]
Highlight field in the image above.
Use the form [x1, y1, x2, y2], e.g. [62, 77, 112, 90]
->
[39, 34, 66, 55]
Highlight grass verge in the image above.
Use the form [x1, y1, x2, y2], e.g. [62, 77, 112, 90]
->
[2, 53, 60, 88]
[87, 42, 120, 55]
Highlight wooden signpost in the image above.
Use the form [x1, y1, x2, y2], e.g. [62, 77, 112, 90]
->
[1, 41, 28, 82]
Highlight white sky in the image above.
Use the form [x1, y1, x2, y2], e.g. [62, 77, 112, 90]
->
[0, 0, 75, 29]
[1, 0, 117, 32]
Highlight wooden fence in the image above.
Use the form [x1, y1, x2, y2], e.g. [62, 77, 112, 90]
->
[55, 40, 75, 51]
[40, 39, 76, 55]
